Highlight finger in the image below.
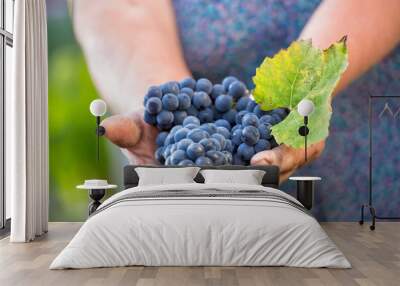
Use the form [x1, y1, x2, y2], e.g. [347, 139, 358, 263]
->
[250, 145, 299, 174]
[251, 141, 325, 174]
[101, 114, 142, 148]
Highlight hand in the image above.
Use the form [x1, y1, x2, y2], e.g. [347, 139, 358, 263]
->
[250, 141, 325, 183]
[101, 111, 159, 165]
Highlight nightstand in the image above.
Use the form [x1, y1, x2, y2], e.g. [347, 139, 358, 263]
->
[289, 177, 321, 210]
[77, 180, 117, 215]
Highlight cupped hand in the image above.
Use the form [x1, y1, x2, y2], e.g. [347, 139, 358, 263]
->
[101, 111, 159, 165]
[250, 141, 325, 183]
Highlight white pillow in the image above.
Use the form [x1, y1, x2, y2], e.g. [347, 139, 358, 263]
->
[200, 169, 266, 185]
[135, 167, 200, 186]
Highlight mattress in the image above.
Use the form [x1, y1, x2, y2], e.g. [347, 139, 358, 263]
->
[50, 183, 350, 269]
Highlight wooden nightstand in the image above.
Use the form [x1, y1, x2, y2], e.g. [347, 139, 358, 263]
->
[289, 177, 321, 210]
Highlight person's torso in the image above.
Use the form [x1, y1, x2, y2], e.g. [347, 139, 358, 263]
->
[173, 0, 400, 220]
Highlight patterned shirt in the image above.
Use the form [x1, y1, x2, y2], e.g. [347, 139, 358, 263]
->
[173, 0, 400, 220]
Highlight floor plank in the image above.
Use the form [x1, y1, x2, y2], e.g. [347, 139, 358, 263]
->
[0, 222, 399, 286]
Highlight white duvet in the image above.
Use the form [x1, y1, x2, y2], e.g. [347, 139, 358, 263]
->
[50, 183, 350, 269]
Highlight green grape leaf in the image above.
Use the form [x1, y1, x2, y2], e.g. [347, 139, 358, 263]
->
[252, 38, 348, 148]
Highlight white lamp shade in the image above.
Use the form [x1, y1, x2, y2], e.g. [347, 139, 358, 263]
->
[90, 99, 107, 117]
[297, 99, 315, 116]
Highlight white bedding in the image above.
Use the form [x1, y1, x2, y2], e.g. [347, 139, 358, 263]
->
[50, 183, 350, 269]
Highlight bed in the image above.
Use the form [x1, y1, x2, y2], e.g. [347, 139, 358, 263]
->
[50, 165, 350, 269]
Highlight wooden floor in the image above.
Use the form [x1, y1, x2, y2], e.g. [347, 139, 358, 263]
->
[0, 222, 399, 286]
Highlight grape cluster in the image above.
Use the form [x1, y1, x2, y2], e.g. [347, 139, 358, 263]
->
[144, 76, 288, 166]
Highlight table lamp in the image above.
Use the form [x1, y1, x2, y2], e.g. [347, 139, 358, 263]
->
[297, 99, 315, 162]
[89, 99, 107, 161]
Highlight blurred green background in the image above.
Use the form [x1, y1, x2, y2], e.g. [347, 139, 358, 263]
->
[47, 1, 123, 221]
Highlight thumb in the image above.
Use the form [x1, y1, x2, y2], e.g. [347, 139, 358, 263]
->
[101, 114, 142, 148]
[251, 145, 284, 167]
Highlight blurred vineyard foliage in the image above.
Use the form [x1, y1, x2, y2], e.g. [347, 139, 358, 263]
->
[48, 5, 115, 221]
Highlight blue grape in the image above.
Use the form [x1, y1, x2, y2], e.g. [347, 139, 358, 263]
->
[162, 93, 179, 111]
[183, 116, 200, 126]
[258, 124, 272, 140]
[253, 105, 268, 118]
[170, 150, 187, 165]
[170, 143, 178, 153]
[236, 96, 251, 111]
[155, 147, 165, 164]
[222, 76, 238, 91]
[271, 114, 282, 124]
[163, 144, 173, 158]
[170, 124, 183, 135]
[187, 143, 205, 160]
[179, 77, 196, 89]
[231, 128, 243, 146]
[209, 138, 222, 151]
[144, 111, 157, 125]
[231, 124, 242, 133]
[224, 139, 234, 153]
[195, 78, 213, 94]
[199, 123, 217, 134]
[144, 86, 162, 103]
[222, 151, 233, 164]
[180, 87, 194, 98]
[156, 110, 174, 125]
[178, 93, 191, 110]
[178, 159, 195, 166]
[259, 115, 274, 125]
[145, 97, 162, 114]
[174, 127, 190, 142]
[187, 128, 209, 142]
[199, 138, 219, 152]
[156, 131, 169, 147]
[237, 143, 255, 161]
[186, 106, 198, 117]
[215, 95, 233, 112]
[173, 111, 187, 125]
[211, 133, 226, 150]
[233, 153, 246, 165]
[241, 126, 260, 145]
[165, 156, 172, 166]
[242, 113, 259, 127]
[272, 108, 288, 118]
[164, 133, 175, 146]
[216, 126, 230, 139]
[206, 151, 226, 165]
[193, 91, 212, 109]
[246, 100, 258, 112]
[211, 84, 225, 100]
[185, 123, 199, 130]
[236, 110, 249, 125]
[255, 139, 271, 153]
[228, 81, 247, 99]
[198, 108, 214, 123]
[215, 119, 231, 130]
[157, 123, 173, 130]
[195, 156, 213, 166]
[222, 109, 237, 125]
[177, 138, 193, 151]
[161, 81, 180, 94]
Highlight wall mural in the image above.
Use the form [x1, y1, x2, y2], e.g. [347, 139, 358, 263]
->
[47, 0, 400, 221]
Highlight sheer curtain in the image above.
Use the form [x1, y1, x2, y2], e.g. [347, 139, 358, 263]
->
[8, 0, 48, 242]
